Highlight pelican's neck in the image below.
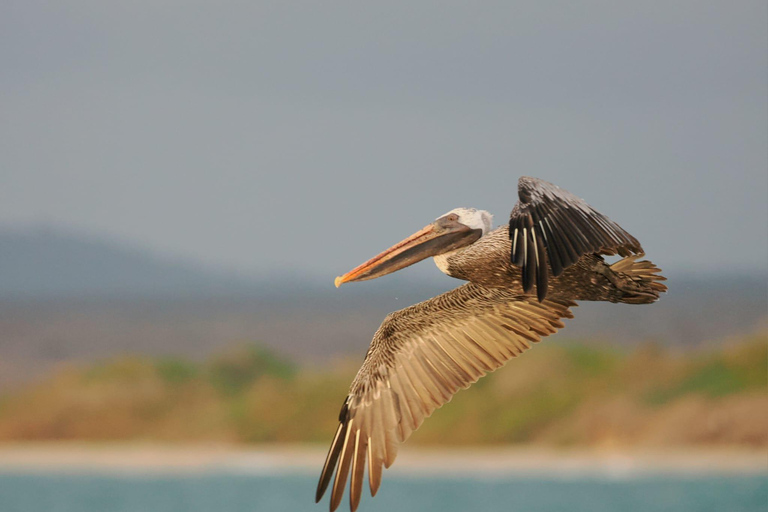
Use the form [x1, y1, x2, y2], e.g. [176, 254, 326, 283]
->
[433, 250, 458, 276]
[433, 244, 478, 279]
[432, 226, 508, 280]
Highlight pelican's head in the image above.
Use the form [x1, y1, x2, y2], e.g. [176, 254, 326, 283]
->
[334, 208, 493, 287]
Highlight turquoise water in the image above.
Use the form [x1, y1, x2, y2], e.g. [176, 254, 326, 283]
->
[0, 473, 765, 512]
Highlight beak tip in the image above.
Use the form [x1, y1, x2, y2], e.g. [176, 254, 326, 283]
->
[334, 276, 344, 288]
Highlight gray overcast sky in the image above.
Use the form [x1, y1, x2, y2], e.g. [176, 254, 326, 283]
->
[1, 1, 766, 281]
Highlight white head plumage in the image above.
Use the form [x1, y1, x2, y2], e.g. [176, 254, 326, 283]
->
[439, 207, 493, 235]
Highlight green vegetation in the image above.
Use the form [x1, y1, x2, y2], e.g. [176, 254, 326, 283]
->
[0, 335, 765, 447]
[155, 358, 198, 386]
[643, 338, 767, 405]
[208, 345, 296, 396]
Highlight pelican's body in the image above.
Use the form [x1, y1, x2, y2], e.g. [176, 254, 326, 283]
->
[432, 225, 656, 303]
[317, 177, 666, 512]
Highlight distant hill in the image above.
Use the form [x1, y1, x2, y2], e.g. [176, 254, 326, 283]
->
[0, 227, 263, 298]
[0, 226, 455, 301]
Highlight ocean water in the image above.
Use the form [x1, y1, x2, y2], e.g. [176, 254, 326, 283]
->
[0, 473, 765, 512]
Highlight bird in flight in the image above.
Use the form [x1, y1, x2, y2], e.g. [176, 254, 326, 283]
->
[316, 176, 666, 511]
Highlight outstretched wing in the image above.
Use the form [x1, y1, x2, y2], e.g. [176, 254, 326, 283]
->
[315, 282, 575, 512]
[509, 176, 643, 301]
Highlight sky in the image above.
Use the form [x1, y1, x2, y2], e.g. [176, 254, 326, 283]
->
[1, 1, 766, 282]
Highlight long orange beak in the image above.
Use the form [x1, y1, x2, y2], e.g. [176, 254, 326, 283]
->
[334, 219, 481, 287]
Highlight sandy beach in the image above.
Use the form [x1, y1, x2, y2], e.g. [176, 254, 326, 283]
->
[0, 443, 765, 477]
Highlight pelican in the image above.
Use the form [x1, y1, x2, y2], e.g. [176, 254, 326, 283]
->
[316, 177, 666, 512]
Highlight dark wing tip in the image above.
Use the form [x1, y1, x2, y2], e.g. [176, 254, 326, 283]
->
[316, 420, 345, 504]
[316, 399, 351, 506]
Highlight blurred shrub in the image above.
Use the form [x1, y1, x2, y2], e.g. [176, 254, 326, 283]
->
[644, 337, 767, 405]
[155, 358, 198, 385]
[0, 335, 765, 447]
[208, 345, 296, 396]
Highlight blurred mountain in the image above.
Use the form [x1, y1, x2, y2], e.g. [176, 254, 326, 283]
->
[0, 226, 266, 298]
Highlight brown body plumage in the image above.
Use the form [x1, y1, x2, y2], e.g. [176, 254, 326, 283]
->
[316, 177, 667, 512]
[437, 226, 664, 303]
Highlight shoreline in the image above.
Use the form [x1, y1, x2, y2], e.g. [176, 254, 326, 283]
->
[0, 443, 765, 477]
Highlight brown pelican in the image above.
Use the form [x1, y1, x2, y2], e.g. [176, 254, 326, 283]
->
[316, 177, 666, 512]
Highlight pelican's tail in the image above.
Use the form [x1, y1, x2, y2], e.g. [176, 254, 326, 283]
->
[608, 255, 667, 304]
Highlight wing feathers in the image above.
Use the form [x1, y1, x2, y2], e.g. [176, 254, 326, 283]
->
[349, 429, 366, 512]
[330, 418, 355, 512]
[380, 389, 400, 467]
[421, 337, 476, 387]
[316, 420, 345, 504]
[387, 373, 416, 437]
[316, 284, 574, 511]
[400, 358, 433, 407]
[414, 348, 459, 399]
[367, 440, 382, 497]
[446, 331, 495, 372]
[509, 177, 642, 301]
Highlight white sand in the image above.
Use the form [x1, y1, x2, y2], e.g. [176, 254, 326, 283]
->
[0, 443, 765, 477]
